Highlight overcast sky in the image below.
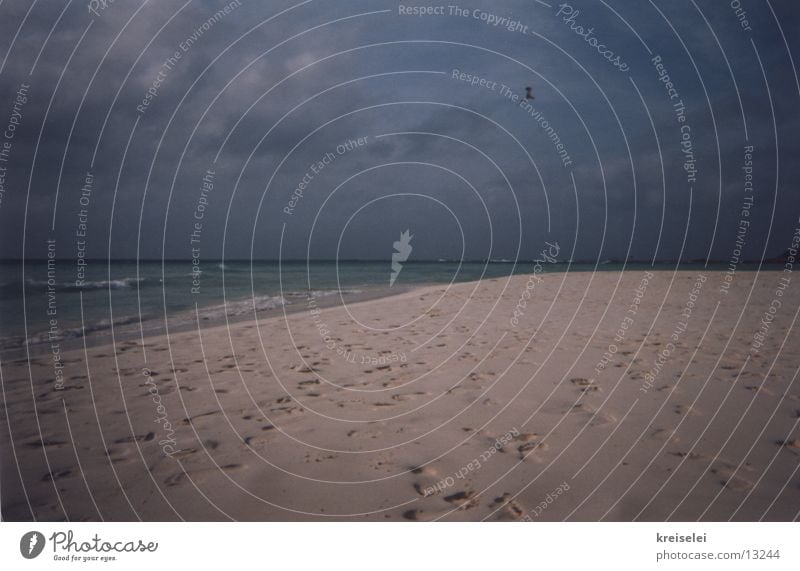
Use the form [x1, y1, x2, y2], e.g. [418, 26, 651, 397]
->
[0, 0, 798, 261]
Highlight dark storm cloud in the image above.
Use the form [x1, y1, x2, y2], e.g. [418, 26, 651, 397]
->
[0, 0, 798, 262]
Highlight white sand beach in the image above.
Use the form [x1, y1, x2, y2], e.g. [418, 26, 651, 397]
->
[2, 270, 799, 521]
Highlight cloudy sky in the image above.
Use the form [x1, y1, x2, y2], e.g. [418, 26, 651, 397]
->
[0, 0, 798, 262]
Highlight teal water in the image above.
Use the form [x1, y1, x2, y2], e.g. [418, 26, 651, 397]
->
[0, 259, 740, 351]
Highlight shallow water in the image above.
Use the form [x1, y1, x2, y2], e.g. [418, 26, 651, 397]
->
[0, 259, 752, 352]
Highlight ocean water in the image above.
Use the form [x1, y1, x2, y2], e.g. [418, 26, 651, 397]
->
[0, 259, 730, 353]
[0, 259, 532, 352]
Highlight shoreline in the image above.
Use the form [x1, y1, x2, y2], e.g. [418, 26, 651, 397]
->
[0, 265, 781, 361]
[0, 283, 419, 362]
[3, 269, 799, 521]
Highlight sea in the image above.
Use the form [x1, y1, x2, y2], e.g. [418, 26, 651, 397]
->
[0, 259, 742, 357]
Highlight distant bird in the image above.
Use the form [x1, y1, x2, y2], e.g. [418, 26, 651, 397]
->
[525, 86, 535, 100]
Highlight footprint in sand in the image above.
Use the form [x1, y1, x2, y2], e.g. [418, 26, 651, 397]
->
[672, 453, 755, 492]
[443, 490, 479, 510]
[290, 365, 318, 373]
[744, 385, 775, 396]
[401, 508, 445, 521]
[164, 472, 191, 487]
[181, 410, 223, 426]
[670, 451, 709, 461]
[143, 385, 176, 397]
[512, 433, 550, 460]
[163, 464, 244, 487]
[347, 427, 383, 440]
[34, 407, 62, 416]
[651, 429, 680, 443]
[303, 452, 336, 464]
[401, 490, 477, 520]
[27, 438, 69, 449]
[42, 469, 72, 482]
[270, 405, 305, 416]
[777, 439, 800, 450]
[113, 432, 156, 444]
[491, 492, 526, 520]
[672, 404, 702, 416]
[159, 448, 197, 462]
[709, 465, 753, 492]
[567, 403, 616, 426]
[408, 464, 442, 497]
[571, 377, 601, 393]
[105, 445, 140, 464]
[389, 391, 429, 403]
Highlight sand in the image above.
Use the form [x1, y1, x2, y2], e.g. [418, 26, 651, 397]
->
[2, 270, 799, 521]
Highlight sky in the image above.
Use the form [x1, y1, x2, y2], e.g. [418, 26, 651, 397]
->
[0, 0, 798, 262]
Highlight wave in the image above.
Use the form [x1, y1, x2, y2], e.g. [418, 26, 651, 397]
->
[19, 277, 146, 292]
[282, 289, 363, 300]
[1, 288, 365, 350]
[216, 262, 251, 272]
[0, 315, 145, 350]
[179, 289, 361, 323]
[192, 295, 287, 322]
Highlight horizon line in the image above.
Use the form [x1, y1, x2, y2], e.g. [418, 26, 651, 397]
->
[0, 257, 786, 264]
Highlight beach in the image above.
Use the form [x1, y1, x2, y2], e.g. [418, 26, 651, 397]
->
[2, 269, 799, 521]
